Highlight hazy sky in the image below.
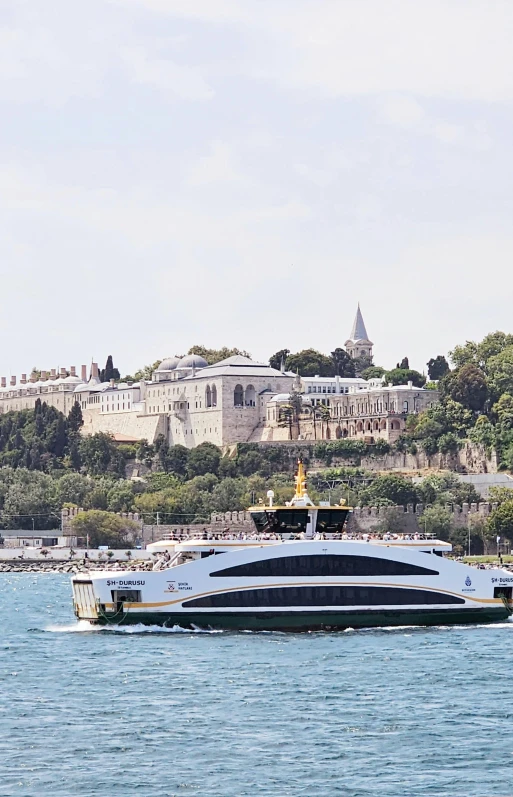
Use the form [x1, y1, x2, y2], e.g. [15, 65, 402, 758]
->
[1, 0, 513, 378]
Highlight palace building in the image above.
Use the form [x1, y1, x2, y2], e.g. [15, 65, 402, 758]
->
[0, 305, 439, 448]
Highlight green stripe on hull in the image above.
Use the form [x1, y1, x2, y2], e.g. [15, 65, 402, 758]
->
[93, 606, 510, 630]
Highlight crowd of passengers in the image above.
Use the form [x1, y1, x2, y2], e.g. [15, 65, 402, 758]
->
[159, 529, 436, 543]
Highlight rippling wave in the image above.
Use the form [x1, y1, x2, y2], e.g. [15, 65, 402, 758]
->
[2, 573, 513, 797]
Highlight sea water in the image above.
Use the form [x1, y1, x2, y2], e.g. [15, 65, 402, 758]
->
[0, 574, 512, 797]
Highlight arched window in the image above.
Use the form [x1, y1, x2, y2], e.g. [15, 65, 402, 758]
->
[245, 384, 256, 407]
[234, 384, 244, 406]
[205, 385, 212, 408]
[325, 426, 331, 440]
[212, 385, 217, 407]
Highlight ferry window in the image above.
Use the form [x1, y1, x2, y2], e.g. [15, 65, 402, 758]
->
[315, 510, 349, 533]
[111, 590, 141, 603]
[268, 509, 309, 533]
[210, 554, 439, 578]
[251, 512, 268, 533]
[183, 586, 463, 608]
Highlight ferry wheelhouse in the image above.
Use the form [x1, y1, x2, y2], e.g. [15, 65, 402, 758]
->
[72, 461, 513, 630]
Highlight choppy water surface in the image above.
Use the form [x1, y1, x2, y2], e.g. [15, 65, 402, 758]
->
[1, 575, 512, 797]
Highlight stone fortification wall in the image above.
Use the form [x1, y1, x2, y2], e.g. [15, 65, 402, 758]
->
[143, 503, 497, 542]
[142, 512, 252, 544]
[349, 501, 498, 534]
[61, 506, 142, 536]
[252, 441, 496, 475]
[360, 443, 497, 475]
[82, 410, 166, 443]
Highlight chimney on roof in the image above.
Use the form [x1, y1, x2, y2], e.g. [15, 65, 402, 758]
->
[20, 374, 27, 384]
[10, 376, 16, 386]
[70, 366, 76, 377]
[1, 377, 6, 388]
[60, 367, 66, 377]
[110, 379, 115, 387]
[92, 362, 99, 379]
[51, 369, 56, 379]
[41, 370, 47, 381]
[408, 381, 413, 389]
[30, 373, 37, 383]
[81, 365, 87, 382]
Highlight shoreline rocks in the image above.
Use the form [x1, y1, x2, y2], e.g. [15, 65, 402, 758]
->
[0, 560, 154, 574]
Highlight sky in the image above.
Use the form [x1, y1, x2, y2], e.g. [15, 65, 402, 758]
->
[1, 0, 513, 378]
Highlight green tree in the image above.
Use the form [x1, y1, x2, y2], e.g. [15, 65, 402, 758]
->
[107, 482, 136, 512]
[487, 346, 513, 399]
[487, 500, 513, 542]
[160, 444, 189, 476]
[382, 368, 426, 387]
[441, 364, 488, 412]
[68, 402, 84, 433]
[55, 472, 92, 507]
[450, 332, 513, 373]
[79, 433, 116, 476]
[397, 357, 409, 369]
[359, 474, 417, 507]
[468, 415, 496, 450]
[427, 355, 449, 380]
[285, 349, 334, 377]
[71, 510, 139, 548]
[100, 355, 120, 383]
[123, 361, 164, 382]
[211, 478, 247, 512]
[188, 345, 251, 365]
[330, 348, 356, 378]
[492, 393, 513, 428]
[187, 442, 221, 478]
[0, 469, 59, 530]
[488, 486, 513, 504]
[419, 506, 453, 538]
[269, 349, 290, 371]
[361, 366, 385, 380]
[352, 353, 373, 375]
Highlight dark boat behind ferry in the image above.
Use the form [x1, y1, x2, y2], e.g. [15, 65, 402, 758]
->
[72, 460, 513, 630]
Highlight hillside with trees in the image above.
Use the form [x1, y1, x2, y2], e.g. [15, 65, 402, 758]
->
[399, 331, 513, 469]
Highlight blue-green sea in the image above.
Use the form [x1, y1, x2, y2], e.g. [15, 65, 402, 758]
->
[1, 573, 512, 797]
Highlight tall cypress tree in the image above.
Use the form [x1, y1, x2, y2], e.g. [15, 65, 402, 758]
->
[68, 402, 84, 433]
[100, 355, 120, 382]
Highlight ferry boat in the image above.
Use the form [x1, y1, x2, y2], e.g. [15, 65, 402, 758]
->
[72, 461, 513, 630]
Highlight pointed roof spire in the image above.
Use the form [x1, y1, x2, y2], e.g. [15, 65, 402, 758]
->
[348, 303, 370, 342]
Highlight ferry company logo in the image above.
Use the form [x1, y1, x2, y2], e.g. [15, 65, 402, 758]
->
[465, 576, 472, 587]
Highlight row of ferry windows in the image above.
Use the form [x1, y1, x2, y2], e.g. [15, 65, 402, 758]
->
[211, 555, 439, 579]
[183, 586, 464, 609]
[252, 509, 349, 535]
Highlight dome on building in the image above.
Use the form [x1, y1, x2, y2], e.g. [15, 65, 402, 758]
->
[176, 354, 208, 370]
[156, 357, 180, 372]
[64, 374, 82, 384]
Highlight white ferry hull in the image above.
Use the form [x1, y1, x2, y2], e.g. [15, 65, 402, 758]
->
[72, 540, 513, 631]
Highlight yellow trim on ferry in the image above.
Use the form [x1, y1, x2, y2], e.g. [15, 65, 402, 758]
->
[102, 580, 501, 609]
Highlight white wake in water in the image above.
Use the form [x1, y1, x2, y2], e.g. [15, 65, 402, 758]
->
[45, 621, 223, 634]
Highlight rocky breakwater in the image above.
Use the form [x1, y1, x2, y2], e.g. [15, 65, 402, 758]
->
[0, 560, 155, 574]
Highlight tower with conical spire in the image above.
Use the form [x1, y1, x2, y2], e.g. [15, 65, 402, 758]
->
[345, 304, 373, 361]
